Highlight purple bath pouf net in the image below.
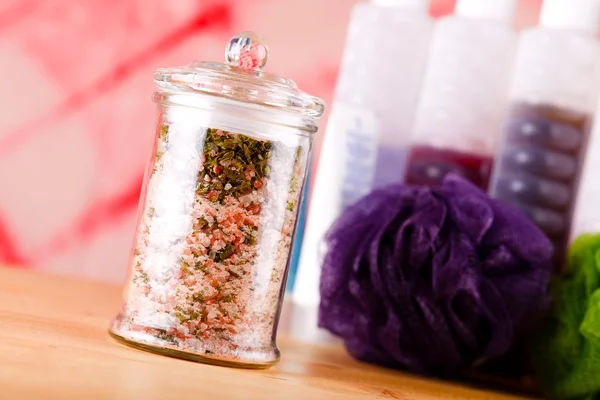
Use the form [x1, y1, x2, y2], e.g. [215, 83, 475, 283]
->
[318, 174, 553, 376]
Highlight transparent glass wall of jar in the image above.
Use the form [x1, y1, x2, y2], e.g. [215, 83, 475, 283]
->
[489, 0, 600, 271]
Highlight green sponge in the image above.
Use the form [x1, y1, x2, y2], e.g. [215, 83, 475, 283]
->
[533, 233, 600, 400]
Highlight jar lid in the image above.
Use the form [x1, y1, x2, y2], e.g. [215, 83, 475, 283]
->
[154, 32, 325, 118]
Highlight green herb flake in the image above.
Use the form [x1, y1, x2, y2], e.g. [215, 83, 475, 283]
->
[189, 310, 200, 321]
[159, 124, 169, 141]
[219, 243, 235, 261]
[226, 269, 241, 279]
[289, 176, 298, 193]
[175, 308, 188, 323]
[194, 261, 209, 274]
[156, 329, 177, 344]
[180, 260, 190, 273]
[221, 293, 235, 303]
[245, 234, 257, 246]
[192, 292, 205, 304]
[286, 201, 295, 212]
[198, 217, 209, 229]
[196, 128, 273, 203]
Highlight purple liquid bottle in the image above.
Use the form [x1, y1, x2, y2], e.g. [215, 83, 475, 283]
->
[405, 146, 494, 189]
[403, 0, 517, 189]
[492, 104, 592, 267]
[490, 0, 600, 271]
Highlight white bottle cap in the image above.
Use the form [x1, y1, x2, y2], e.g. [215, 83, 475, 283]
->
[455, 0, 517, 24]
[540, 0, 600, 35]
[372, 0, 429, 12]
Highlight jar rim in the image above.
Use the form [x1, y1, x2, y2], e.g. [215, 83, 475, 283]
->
[153, 91, 319, 134]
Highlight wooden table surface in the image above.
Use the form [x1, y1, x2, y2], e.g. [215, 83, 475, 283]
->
[0, 267, 537, 400]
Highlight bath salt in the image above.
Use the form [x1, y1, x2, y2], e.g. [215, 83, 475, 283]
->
[110, 125, 305, 365]
[108, 31, 324, 368]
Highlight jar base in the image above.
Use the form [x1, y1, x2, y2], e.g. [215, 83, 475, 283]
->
[108, 323, 280, 369]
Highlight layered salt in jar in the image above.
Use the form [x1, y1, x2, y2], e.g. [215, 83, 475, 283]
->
[109, 32, 324, 368]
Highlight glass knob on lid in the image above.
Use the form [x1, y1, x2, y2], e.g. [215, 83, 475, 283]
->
[225, 31, 269, 70]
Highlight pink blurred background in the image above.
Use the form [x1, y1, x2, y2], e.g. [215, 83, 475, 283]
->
[0, 0, 542, 282]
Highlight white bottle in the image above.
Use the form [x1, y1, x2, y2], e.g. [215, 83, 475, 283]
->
[292, 0, 433, 342]
[490, 0, 600, 270]
[573, 99, 600, 240]
[404, 0, 517, 189]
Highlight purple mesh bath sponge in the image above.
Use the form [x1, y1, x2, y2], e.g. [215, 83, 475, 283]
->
[318, 174, 553, 375]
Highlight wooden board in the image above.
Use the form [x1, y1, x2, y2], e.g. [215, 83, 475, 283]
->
[0, 267, 537, 400]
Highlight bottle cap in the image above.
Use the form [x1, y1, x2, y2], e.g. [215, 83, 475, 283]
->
[540, 0, 600, 34]
[455, 0, 517, 24]
[372, 0, 429, 12]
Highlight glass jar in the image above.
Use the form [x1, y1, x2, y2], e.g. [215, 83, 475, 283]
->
[109, 32, 325, 368]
